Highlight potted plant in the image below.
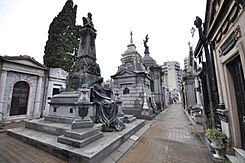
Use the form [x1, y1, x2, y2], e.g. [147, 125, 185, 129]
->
[206, 128, 227, 160]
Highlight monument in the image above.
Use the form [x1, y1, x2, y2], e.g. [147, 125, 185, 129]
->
[44, 12, 125, 132]
[7, 12, 144, 163]
[111, 32, 156, 119]
[141, 34, 165, 111]
[67, 12, 101, 90]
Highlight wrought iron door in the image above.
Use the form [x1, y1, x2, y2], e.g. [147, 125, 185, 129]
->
[10, 81, 29, 116]
[227, 56, 245, 149]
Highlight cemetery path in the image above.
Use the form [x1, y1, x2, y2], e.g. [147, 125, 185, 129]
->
[0, 104, 214, 163]
[117, 103, 214, 163]
[0, 122, 67, 163]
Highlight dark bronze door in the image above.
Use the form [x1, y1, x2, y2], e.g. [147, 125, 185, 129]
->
[227, 56, 245, 149]
[10, 81, 29, 116]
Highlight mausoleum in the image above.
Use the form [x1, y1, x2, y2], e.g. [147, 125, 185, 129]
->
[111, 32, 156, 119]
[0, 55, 46, 122]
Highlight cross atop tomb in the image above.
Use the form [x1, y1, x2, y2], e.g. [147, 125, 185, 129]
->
[130, 31, 133, 44]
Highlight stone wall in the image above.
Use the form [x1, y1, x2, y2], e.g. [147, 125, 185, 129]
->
[113, 74, 153, 118]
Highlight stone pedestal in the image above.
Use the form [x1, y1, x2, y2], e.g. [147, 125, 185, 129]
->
[115, 91, 124, 117]
[141, 93, 151, 116]
[66, 23, 101, 91]
[57, 128, 103, 148]
[71, 119, 93, 129]
[67, 60, 101, 90]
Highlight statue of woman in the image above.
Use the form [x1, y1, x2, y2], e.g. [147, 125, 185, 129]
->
[143, 34, 149, 54]
[91, 77, 125, 131]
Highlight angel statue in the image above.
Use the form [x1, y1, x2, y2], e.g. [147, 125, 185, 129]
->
[143, 34, 149, 54]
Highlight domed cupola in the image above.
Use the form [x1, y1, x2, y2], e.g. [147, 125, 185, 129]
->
[141, 34, 158, 68]
[118, 32, 146, 72]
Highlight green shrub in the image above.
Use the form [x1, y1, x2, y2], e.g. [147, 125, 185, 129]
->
[206, 128, 227, 146]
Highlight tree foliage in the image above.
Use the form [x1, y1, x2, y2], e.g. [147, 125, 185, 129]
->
[43, 0, 80, 71]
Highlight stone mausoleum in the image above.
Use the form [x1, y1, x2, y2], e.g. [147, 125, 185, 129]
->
[0, 55, 68, 123]
[0, 55, 47, 122]
[142, 35, 165, 111]
[111, 32, 156, 119]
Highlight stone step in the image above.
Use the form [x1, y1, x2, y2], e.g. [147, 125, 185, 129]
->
[124, 117, 136, 123]
[124, 114, 134, 119]
[118, 116, 125, 122]
[226, 154, 239, 163]
[25, 120, 70, 136]
[57, 132, 103, 148]
[64, 128, 99, 140]
[234, 147, 245, 162]
[71, 120, 94, 129]
[7, 119, 145, 163]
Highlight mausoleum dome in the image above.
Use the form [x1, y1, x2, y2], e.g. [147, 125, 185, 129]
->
[123, 44, 137, 56]
[142, 54, 158, 68]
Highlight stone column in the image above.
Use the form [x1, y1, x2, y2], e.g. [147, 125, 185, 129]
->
[34, 76, 42, 118]
[194, 76, 202, 105]
[0, 70, 7, 113]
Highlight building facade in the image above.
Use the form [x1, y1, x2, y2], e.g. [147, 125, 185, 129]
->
[0, 55, 47, 122]
[161, 61, 181, 91]
[43, 68, 68, 115]
[207, 0, 245, 150]
[0, 55, 68, 123]
[161, 61, 182, 102]
[194, 0, 245, 155]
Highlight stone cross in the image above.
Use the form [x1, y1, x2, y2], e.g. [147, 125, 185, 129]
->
[130, 31, 133, 44]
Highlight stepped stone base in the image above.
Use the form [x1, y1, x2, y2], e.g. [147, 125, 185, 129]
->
[124, 115, 136, 123]
[44, 115, 74, 123]
[7, 119, 145, 163]
[122, 108, 156, 120]
[58, 130, 103, 148]
[71, 119, 94, 129]
[25, 119, 71, 136]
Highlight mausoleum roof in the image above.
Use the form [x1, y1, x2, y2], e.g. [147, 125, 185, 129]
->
[0, 55, 46, 70]
[112, 32, 151, 78]
[142, 54, 160, 69]
[123, 44, 138, 55]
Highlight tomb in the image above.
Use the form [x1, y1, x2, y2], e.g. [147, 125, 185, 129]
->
[111, 32, 156, 119]
[7, 12, 144, 163]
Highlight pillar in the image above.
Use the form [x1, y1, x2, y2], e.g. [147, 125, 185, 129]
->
[0, 70, 7, 121]
[34, 76, 42, 118]
[194, 76, 202, 105]
[0, 70, 7, 112]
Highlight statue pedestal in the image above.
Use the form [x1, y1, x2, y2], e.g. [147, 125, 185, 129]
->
[71, 119, 94, 129]
[67, 71, 101, 91]
[141, 93, 151, 116]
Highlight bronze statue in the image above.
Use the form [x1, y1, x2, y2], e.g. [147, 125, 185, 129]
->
[82, 12, 94, 26]
[143, 34, 149, 54]
[91, 78, 125, 131]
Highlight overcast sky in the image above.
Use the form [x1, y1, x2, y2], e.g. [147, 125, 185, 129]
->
[0, 0, 206, 80]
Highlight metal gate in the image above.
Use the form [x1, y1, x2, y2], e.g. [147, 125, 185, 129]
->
[227, 56, 245, 149]
[10, 81, 29, 116]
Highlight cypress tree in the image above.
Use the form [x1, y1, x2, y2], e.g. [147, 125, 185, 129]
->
[43, 0, 80, 72]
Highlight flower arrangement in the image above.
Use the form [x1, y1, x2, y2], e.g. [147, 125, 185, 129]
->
[206, 128, 227, 146]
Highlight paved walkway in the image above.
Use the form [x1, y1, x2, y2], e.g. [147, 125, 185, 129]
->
[0, 104, 214, 163]
[118, 103, 214, 163]
[0, 121, 67, 163]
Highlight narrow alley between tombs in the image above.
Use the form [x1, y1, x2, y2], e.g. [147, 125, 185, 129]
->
[117, 103, 214, 163]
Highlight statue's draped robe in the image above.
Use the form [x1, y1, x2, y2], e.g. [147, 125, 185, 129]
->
[92, 83, 125, 131]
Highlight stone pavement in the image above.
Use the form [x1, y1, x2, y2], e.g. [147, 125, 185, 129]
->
[117, 103, 214, 163]
[0, 121, 67, 163]
[0, 104, 214, 163]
